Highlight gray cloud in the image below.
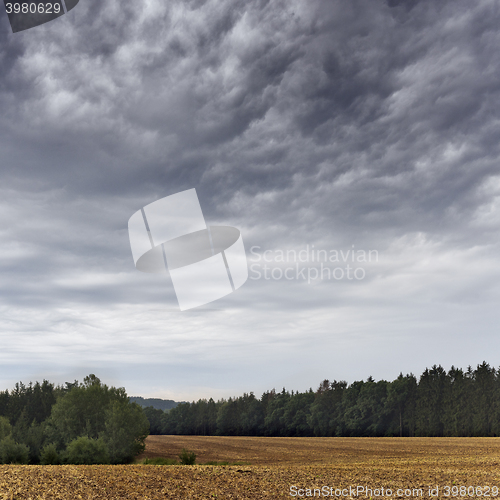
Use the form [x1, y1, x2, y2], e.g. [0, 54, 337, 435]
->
[0, 0, 499, 398]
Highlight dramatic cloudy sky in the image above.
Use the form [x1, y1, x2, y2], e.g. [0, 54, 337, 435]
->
[0, 0, 499, 401]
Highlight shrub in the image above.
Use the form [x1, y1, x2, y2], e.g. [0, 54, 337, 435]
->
[40, 443, 61, 465]
[0, 436, 29, 464]
[64, 436, 109, 465]
[179, 448, 196, 465]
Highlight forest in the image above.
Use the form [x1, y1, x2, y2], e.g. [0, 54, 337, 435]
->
[0, 362, 498, 465]
[0, 375, 149, 465]
[144, 362, 500, 437]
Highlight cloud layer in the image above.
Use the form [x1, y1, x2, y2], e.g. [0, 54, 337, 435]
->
[0, 0, 499, 399]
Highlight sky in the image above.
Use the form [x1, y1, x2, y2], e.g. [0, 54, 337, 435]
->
[0, 0, 499, 402]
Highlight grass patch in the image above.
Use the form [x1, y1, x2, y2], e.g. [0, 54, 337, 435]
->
[138, 457, 252, 466]
[140, 457, 179, 465]
[201, 461, 251, 466]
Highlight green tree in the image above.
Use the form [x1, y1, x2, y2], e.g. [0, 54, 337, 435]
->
[282, 391, 314, 436]
[46, 375, 149, 463]
[0, 391, 9, 417]
[240, 393, 265, 435]
[442, 366, 473, 436]
[263, 389, 291, 436]
[472, 362, 496, 436]
[308, 380, 346, 436]
[24, 421, 45, 464]
[143, 406, 165, 435]
[416, 365, 447, 436]
[47, 375, 123, 444]
[216, 399, 240, 435]
[103, 399, 149, 464]
[386, 374, 417, 437]
[0, 416, 11, 440]
[205, 398, 219, 435]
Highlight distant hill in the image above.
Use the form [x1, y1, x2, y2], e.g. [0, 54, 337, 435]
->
[129, 396, 179, 411]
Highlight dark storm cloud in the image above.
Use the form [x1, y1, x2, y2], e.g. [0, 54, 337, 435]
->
[2, 0, 498, 216]
[0, 0, 497, 277]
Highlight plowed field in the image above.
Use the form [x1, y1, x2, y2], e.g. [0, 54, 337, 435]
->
[1, 437, 499, 499]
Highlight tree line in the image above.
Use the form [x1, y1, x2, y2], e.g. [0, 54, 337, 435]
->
[0, 375, 149, 464]
[144, 362, 500, 437]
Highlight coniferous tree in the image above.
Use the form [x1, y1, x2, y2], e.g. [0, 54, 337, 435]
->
[386, 374, 417, 437]
[416, 365, 447, 436]
[442, 366, 473, 436]
[308, 380, 346, 437]
[472, 362, 496, 436]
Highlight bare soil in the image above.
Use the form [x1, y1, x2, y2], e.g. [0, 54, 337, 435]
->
[139, 435, 500, 465]
[0, 437, 499, 499]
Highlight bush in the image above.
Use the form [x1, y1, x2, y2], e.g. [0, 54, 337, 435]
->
[179, 448, 196, 465]
[140, 457, 178, 465]
[0, 436, 29, 464]
[64, 436, 109, 465]
[40, 443, 61, 465]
